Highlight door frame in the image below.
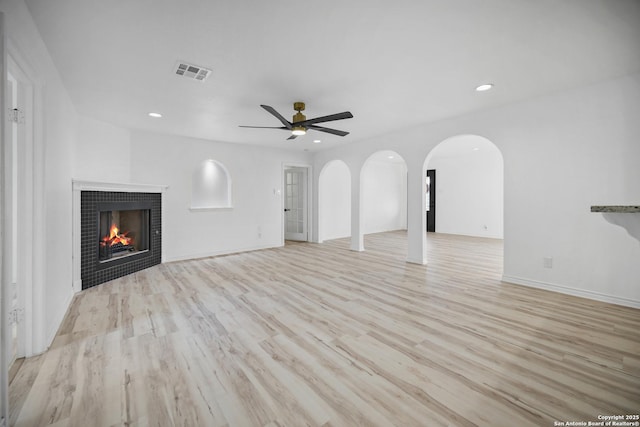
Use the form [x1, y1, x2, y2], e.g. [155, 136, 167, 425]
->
[281, 163, 312, 245]
[426, 169, 436, 232]
[1, 13, 8, 425]
[4, 39, 44, 360]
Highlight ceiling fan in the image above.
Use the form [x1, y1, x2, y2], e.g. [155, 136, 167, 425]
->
[240, 102, 353, 140]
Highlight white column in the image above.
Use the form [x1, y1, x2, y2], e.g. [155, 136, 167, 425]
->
[311, 166, 321, 243]
[406, 160, 427, 264]
[350, 163, 364, 251]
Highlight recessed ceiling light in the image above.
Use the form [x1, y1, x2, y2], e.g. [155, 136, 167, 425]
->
[148, 112, 162, 118]
[475, 84, 493, 92]
[388, 155, 395, 159]
[313, 139, 322, 144]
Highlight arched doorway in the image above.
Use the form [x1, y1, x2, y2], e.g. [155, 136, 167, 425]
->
[361, 150, 408, 240]
[318, 160, 351, 243]
[423, 135, 503, 239]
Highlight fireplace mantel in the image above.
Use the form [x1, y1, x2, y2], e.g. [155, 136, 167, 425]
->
[590, 205, 640, 213]
[73, 179, 169, 194]
[72, 180, 169, 292]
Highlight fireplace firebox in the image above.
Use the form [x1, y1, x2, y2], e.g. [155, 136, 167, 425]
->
[97, 202, 151, 265]
[80, 191, 161, 289]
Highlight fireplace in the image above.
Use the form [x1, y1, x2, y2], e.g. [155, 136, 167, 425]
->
[97, 202, 151, 264]
[77, 188, 163, 289]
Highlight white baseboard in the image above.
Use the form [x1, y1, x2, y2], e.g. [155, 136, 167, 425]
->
[406, 256, 427, 265]
[321, 234, 351, 242]
[164, 243, 282, 263]
[501, 275, 640, 309]
[45, 289, 75, 349]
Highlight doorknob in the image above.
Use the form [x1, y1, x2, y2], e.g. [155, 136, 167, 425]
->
[284, 208, 291, 212]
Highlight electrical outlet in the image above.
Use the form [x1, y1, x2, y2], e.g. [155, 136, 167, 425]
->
[543, 257, 553, 269]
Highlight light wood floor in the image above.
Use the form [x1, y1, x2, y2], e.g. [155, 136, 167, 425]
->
[9, 232, 640, 426]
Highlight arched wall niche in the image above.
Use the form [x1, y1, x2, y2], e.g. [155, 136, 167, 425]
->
[318, 160, 351, 242]
[191, 159, 233, 210]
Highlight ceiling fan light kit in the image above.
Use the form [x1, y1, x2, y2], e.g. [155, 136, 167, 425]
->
[240, 101, 353, 140]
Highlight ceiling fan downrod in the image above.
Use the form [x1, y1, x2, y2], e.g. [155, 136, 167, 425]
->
[292, 101, 306, 123]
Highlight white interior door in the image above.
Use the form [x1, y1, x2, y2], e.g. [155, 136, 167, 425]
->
[7, 52, 42, 360]
[5, 58, 34, 368]
[284, 167, 308, 241]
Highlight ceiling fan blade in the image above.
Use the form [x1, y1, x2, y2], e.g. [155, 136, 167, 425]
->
[308, 124, 349, 137]
[287, 134, 298, 140]
[261, 105, 293, 129]
[239, 125, 289, 130]
[295, 111, 353, 127]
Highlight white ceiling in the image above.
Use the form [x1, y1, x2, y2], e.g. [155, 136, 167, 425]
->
[25, 0, 640, 151]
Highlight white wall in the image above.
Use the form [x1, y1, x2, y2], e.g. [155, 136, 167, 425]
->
[318, 160, 351, 241]
[313, 73, 640, 307]
[74, 115, 131, 182]
[427, 137, 503, 239]
[129, 130, 311, 262]
[362, 157, 407, 234]
[1, 0, 79, 351]
[498, 74, 640, 306]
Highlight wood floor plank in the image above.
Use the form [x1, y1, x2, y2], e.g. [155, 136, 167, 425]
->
[9, 231, 640, 426]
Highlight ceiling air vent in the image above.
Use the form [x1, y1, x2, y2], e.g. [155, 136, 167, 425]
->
[174, 61, 212, 82]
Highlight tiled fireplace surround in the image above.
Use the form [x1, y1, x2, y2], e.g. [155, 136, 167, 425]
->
[72, 181, 168, 291]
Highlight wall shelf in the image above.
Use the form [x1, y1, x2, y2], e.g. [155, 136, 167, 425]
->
[590, 205, 640, 213]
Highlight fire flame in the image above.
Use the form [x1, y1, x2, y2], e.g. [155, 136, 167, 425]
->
[100, 223, 133, 247]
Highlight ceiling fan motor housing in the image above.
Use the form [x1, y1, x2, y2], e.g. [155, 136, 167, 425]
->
[293, 102, 306, 124]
